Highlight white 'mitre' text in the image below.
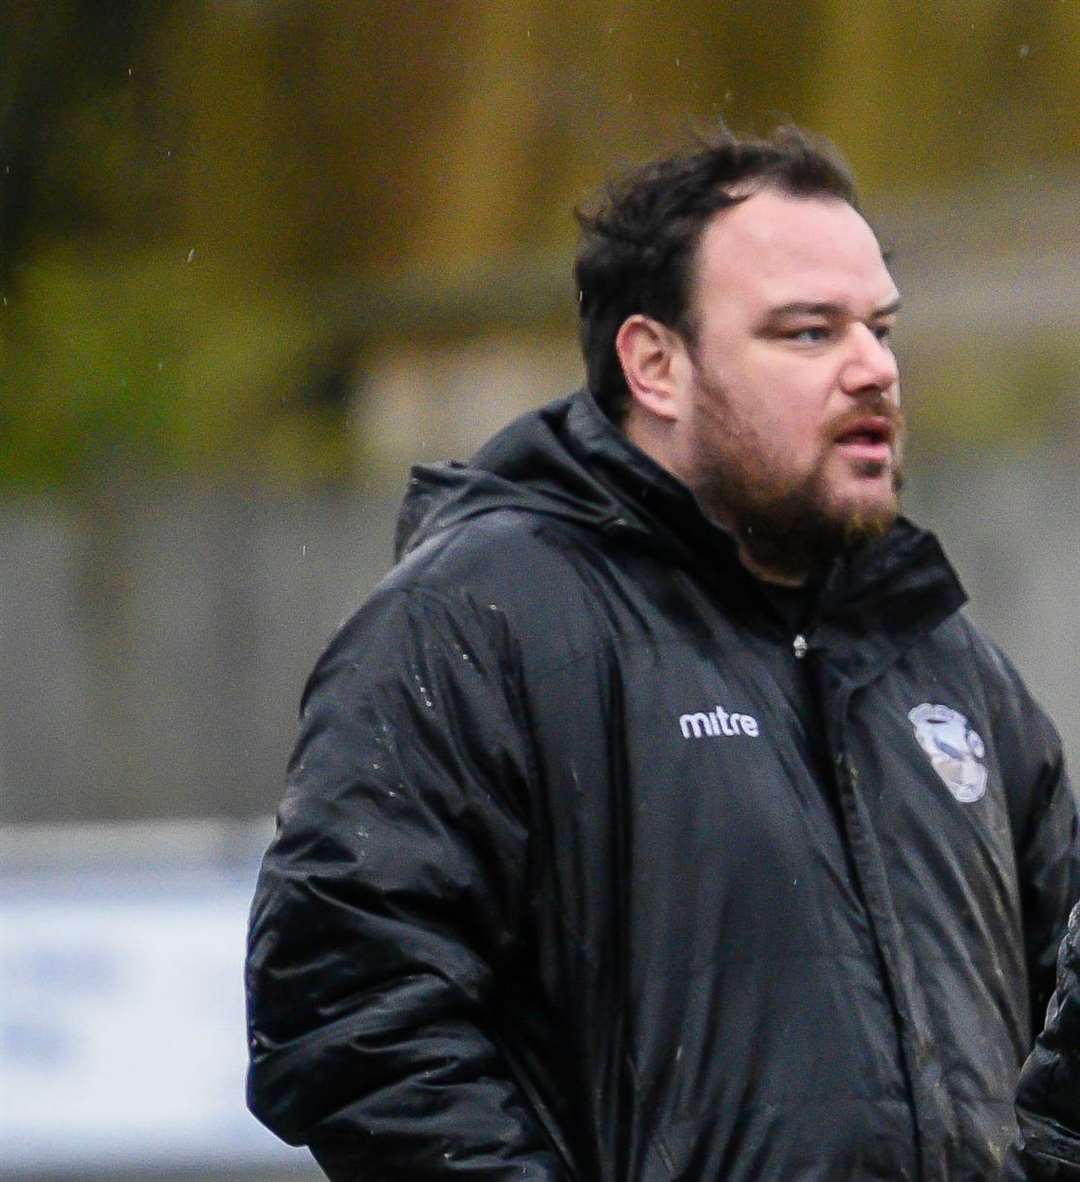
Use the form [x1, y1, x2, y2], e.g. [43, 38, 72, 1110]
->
[679, 707, 760, 739]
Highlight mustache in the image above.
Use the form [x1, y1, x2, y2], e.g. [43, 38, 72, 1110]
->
[829, 397, 905, 442]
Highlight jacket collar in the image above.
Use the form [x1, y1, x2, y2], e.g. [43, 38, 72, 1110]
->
[399, 387, 967, 669]
[562, 389, 968, 664]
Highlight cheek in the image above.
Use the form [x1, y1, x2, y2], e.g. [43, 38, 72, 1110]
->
[756, 403, 823, 459]
[692, 354, 829, 462]
[746, 360, 829, 433]
[775, 373, 837, 454]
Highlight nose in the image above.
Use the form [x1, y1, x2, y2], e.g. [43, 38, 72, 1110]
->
[840, 323, 900, 397]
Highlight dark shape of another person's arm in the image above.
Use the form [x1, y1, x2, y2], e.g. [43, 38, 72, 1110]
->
[993, 643, 1080, 1180]
[1006, 902, 1080, 1180]
[993, 646, 1080, 1044]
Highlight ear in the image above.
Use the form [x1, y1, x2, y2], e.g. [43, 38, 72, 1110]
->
[615, 314, 687, 423]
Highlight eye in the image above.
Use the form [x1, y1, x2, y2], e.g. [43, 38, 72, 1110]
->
[788, 325, 830, 343]
[873, 323, 893, 343]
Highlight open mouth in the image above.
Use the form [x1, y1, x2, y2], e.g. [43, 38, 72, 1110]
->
[834, 418, 894, 461]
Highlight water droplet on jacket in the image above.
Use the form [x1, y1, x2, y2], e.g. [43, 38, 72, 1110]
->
[412, 673, 434, 707]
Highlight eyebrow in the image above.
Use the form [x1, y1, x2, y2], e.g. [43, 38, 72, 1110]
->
[767, 297, 903, 319]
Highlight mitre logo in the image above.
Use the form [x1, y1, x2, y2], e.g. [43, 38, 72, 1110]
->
[908, 702, 988, 803]
[679, 706, 760, 739]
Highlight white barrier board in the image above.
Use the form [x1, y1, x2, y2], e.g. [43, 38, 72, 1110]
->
[0, 844, 310, 1175]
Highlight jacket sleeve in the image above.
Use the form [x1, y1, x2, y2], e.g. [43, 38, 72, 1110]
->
[245, 584, 567, 1180]
[1003, 903, 1080, 1181]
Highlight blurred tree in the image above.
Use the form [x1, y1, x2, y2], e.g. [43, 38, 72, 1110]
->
[0, 0, 1076, 494]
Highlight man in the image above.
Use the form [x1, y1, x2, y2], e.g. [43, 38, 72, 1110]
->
[246, 126, 1078, 1180]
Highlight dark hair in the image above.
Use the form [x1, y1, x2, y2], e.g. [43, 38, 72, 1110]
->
[573, 124, 859, 420]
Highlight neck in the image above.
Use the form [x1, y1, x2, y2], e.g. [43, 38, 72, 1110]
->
[623, 407, 679, 475]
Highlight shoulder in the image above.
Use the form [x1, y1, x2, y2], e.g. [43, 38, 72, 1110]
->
[331, 509, 615, 682]
[393, 507, 611, 622]
[926, 611, 1055, 729]
[917, 611, 1066, 793]
[392, 507, 587, 592]
[922, 612, 1069, 842]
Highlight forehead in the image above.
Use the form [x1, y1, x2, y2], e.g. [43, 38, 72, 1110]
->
[693, 189, 897, 312]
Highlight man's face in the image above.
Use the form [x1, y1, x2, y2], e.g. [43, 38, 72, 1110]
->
[674, 188, 903, 581]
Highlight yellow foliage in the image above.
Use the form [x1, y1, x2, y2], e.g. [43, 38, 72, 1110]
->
[1, 1, 1076, 490]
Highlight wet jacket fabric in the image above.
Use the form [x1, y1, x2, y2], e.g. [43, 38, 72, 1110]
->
[246, 389, 1078, 1181]
[1005, 903, 1080, 1180]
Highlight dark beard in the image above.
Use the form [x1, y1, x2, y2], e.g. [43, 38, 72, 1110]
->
[685, 390, 902, 579]
[721, 460, 904, 582]
[690, 382, 905, 583]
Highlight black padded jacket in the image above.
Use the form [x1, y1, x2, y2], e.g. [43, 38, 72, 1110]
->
[246, 390, 1078, 1181]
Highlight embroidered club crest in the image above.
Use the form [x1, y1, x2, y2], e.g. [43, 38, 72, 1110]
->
[907, 703, 988, 803]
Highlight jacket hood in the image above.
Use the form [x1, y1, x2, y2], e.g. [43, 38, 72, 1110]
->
[395, 389, 685, 561]
[395, 388, 966, 651]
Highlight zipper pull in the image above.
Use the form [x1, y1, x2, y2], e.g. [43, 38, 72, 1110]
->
[793, 633, 808, 660]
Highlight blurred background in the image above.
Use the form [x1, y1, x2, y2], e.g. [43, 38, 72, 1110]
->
[1, 2, 1077, 1178]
